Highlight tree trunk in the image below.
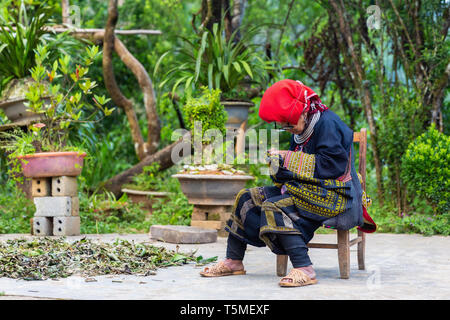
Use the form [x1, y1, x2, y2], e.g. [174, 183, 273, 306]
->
[103, 0, 161, 159]
[101, 137, 187, 197]
[328, 0, 384, 205]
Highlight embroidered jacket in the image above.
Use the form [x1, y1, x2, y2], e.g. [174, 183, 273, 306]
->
[270, 109, 376, 232]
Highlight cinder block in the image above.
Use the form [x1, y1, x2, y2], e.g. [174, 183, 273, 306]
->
[34, 196, 79, 217]
[31, 178, 51, 197]
[53, 216, 80, 236]
[33, 217, 53, 236]
[52, 176, 78, 197]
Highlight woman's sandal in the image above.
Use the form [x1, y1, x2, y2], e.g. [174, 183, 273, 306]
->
[199, 261, 246, 277]
[278, 268, 318, 287]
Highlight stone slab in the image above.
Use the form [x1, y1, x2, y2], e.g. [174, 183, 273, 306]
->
[34, 196, 79, 217]
[149, 225, 217, 244]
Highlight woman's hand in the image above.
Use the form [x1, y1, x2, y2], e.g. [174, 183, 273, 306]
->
[268, 149, 289, 160]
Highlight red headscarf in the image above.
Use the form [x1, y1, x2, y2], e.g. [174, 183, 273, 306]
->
[259, 79, 328, 125]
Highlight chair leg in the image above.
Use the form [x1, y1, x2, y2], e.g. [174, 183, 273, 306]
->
[276, 255, 288, 277]
[357, 229, 365, 270]
[337, 230, 350, 279]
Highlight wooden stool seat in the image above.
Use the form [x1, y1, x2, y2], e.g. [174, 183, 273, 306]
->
[276, 128, 368, 279]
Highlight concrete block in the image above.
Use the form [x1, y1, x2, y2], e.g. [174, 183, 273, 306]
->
[33, 217, 53, 236]
[53, 216, 80, 236]
[52, 176, 78, 197]
[149, 225, 217, 244]
[31, 178, 51, 197]
[34, 196, 79, 217]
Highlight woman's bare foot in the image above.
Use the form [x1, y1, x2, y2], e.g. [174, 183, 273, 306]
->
[199, 259, 246, 277]
[223, 258, 245, 271]
[279, 265, 316, 285]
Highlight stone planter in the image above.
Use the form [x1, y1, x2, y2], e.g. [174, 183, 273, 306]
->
[121, 188, 172, 213]
[173, 173, 253, 236]
[221, 100, 254, 130]
[0, 77, 48, 124]
[172, 173, 254, 206]
[17, 151, 87, 178]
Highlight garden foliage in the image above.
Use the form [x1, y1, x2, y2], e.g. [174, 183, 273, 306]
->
[401, 124, 450, 214]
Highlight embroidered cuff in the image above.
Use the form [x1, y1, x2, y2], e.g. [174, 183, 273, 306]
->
[283, 151, 315, 178]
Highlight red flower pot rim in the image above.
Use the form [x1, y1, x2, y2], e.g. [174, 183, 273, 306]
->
[17, 151, 87, 159]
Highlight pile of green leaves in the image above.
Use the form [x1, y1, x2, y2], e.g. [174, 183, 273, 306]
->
[0, 237, 216, 280]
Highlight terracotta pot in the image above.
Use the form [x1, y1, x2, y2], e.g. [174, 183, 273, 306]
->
[17, 151, 87, 178]
[172, 173, 254, 205]
[221, 100, 254, 130]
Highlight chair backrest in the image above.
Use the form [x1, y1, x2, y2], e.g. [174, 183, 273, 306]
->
[353, 128, 367, 191]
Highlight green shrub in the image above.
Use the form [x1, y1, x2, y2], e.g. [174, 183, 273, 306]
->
[401, 124, 450, 214]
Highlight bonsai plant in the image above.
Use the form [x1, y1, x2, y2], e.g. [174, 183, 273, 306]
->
[172, 87, 253, 206]
[0, 2, 57, 124]
[154, 21, 274, 131]
[0, 43, 113, 181]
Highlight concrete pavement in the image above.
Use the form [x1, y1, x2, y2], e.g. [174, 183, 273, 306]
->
[0, 232, 449, 300]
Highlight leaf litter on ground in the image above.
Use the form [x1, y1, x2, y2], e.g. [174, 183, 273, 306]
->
[0, 237, 217, 280]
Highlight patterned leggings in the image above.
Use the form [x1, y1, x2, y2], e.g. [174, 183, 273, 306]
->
[225, 186, 321, 268]
[226, 233, 313, 267]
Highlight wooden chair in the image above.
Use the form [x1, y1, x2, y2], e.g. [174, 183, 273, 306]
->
[276, 128, 367, 279]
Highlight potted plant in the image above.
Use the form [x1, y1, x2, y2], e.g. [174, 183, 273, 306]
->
[171, 87, 253, 207]
[0, 2, 54, 125]
[154, 21, 273, 132]
[0, 43, 113, 181]
[121, 162, 174, 213]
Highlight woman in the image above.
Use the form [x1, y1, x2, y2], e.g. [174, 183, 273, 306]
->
[199, 79, 376, 287]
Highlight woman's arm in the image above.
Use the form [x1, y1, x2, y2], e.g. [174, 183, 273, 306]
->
[283, 117, 351, 180]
